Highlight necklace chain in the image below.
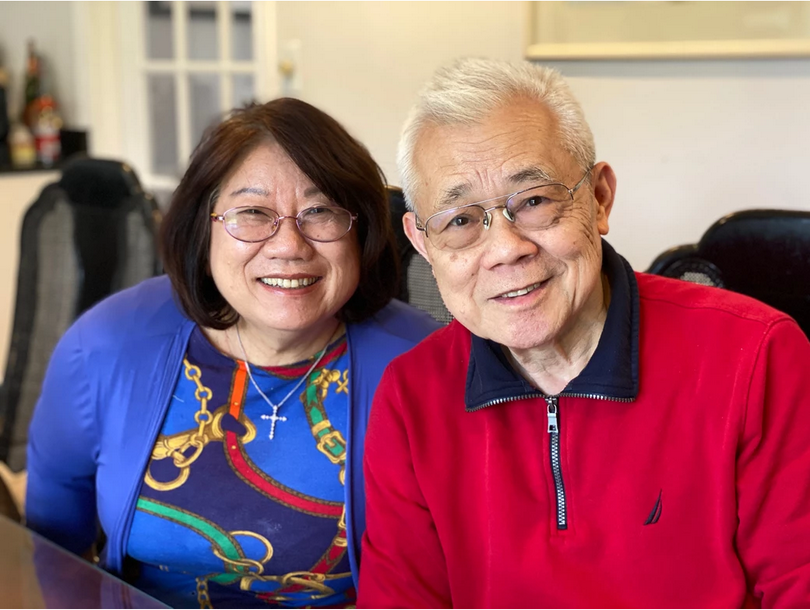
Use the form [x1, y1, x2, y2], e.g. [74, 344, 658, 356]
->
[235, 324, 329, 440]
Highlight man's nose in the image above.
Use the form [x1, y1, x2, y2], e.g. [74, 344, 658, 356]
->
[480, 208, 538, 267]
[483, 205, 516, 230]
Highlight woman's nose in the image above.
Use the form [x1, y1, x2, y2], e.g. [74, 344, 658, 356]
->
[261, 215, 311, 256]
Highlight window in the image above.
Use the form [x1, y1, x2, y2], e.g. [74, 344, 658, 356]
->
[117, 1, 277, 193]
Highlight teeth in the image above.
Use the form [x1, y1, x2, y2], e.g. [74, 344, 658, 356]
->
[504, 282, 543, 298]
[260, 277, 317, 288]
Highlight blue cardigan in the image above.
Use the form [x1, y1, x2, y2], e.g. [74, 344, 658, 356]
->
[25, 275, 440, 586]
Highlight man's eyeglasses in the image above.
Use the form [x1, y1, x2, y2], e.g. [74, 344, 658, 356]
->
[210, 205, 358, 243]
[415, 167, 593, 251]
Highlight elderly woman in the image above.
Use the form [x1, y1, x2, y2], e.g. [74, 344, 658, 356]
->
[25, 98, 439, 608]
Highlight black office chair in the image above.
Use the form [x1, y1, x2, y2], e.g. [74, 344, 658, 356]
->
[387, 186, 453, 325]
[0, 158, 162, 471]
[647, 209, 810, 338]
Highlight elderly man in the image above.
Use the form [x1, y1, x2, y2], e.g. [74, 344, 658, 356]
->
[358, 58, 810, 608]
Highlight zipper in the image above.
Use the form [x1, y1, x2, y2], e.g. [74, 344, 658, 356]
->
[546, 395, 567, 530]
[470, 392, 632, 531]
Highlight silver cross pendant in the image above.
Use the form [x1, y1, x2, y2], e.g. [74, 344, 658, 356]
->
[260, 406, 288, 440]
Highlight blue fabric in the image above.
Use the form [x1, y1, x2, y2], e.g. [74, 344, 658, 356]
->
[25, 275, 441, 588]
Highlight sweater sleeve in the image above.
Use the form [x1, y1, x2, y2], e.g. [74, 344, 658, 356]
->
[357, 366, 452, 608]
[25, 321, 99, 555]
[736, 318, 810, 607]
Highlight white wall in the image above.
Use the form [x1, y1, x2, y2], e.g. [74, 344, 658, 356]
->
[0, 2, 79, 127]
[276, 1, 526, 183]
[277, 2, 810, 271]
[1, 1, 809, 272]
[552, 59, 810, 270]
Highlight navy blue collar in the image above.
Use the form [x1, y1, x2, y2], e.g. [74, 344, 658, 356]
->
[465, 240, 639, 411]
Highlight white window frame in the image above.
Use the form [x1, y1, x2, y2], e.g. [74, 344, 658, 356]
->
[73, 1, 278, 193]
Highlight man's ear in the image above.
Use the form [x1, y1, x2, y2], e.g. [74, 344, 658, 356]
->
[591, 161, 617, 236]
[403, 212, 431, 261]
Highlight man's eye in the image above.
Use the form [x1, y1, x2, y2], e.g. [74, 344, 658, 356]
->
[444, 214, 476, 229]
[523, 196, 551, 208]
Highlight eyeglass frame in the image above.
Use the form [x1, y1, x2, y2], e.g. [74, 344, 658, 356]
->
[414, 166, 594, 245]
[210, 204, 359, 244]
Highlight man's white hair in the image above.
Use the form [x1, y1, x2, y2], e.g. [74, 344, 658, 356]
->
[397, 57, 596, 211]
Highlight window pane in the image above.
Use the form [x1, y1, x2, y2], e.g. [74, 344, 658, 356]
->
[190, 73, 221, 149]
[145, 1, 174, 60]
[232, 74, 254, 108]
[232, 2, 253, 61]
[187, 1, 219, 61]
[147, 74, 178, 176]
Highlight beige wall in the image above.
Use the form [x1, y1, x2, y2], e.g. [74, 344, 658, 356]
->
[276, 1, 526, 184]
[277, 2, 810, 271]
[0, 172, 60, 377]
[1, 1, 810, 374]
[0, 2, 79, 126]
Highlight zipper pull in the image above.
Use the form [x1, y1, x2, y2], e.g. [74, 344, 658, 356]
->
[546, 396, 558, 434]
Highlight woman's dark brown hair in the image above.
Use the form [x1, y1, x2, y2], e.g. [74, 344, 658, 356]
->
[160, 98, 399, 329]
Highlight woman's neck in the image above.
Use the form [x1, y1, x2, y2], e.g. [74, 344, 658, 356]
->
[204, 318, 342, 367]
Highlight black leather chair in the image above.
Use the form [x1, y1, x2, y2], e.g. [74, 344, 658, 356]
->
[0, 158, 162, 471]
[647, 209, 810, 338]
[387, 186, 453, 325]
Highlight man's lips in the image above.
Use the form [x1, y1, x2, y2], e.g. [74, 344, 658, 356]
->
[493, 280, 547, 300]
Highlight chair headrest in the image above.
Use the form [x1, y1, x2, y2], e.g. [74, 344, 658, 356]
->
[59, 157, 144, 208]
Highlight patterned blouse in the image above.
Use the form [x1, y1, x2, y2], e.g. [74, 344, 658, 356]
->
[127, 326, 353, 608]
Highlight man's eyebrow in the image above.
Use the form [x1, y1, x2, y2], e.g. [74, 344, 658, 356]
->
[229, 186, 270, 197]
[433, 167, 557, 211]
[508, 167, 555, 185]
[435, 183, 471, 210]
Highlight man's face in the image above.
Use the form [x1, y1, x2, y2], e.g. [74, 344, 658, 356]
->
[404, 98, 616, 351]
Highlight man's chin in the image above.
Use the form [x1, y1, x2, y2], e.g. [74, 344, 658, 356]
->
[461, 321, 556, 351]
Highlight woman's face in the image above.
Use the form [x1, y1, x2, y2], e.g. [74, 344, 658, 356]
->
[208, 141, 361, 341]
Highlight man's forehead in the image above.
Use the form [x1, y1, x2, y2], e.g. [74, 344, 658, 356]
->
[411, 105, 567, 211]
[429, 165, 557, 211]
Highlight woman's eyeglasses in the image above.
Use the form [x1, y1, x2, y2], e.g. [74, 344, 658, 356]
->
[211, 205, 358, 243]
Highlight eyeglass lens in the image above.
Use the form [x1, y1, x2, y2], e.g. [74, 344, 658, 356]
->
[425, 183, 572, 250]
[222, 206, 354, 243]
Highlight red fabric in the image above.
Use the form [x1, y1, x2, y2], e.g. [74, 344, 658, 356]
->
[358, 273, 810, 608]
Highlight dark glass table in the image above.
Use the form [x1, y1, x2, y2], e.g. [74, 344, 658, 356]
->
[0, 515, 167, 609]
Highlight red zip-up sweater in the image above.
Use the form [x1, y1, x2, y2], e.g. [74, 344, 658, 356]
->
[359, 245, 810, 608]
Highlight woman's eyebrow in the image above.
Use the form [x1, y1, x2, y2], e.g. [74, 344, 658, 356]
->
[229, 186, 270, 197]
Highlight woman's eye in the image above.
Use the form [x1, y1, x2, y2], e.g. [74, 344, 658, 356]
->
[303, 206, 333, 216]
[238, 207, 269, 217]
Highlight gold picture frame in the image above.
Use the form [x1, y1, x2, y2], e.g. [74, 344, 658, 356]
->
[525, 1, 810, 61]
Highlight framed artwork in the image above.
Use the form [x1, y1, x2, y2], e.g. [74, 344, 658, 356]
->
[525, 1, 810, 60]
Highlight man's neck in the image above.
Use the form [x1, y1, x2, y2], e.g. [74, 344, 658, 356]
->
[506, 274, 610, 396]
